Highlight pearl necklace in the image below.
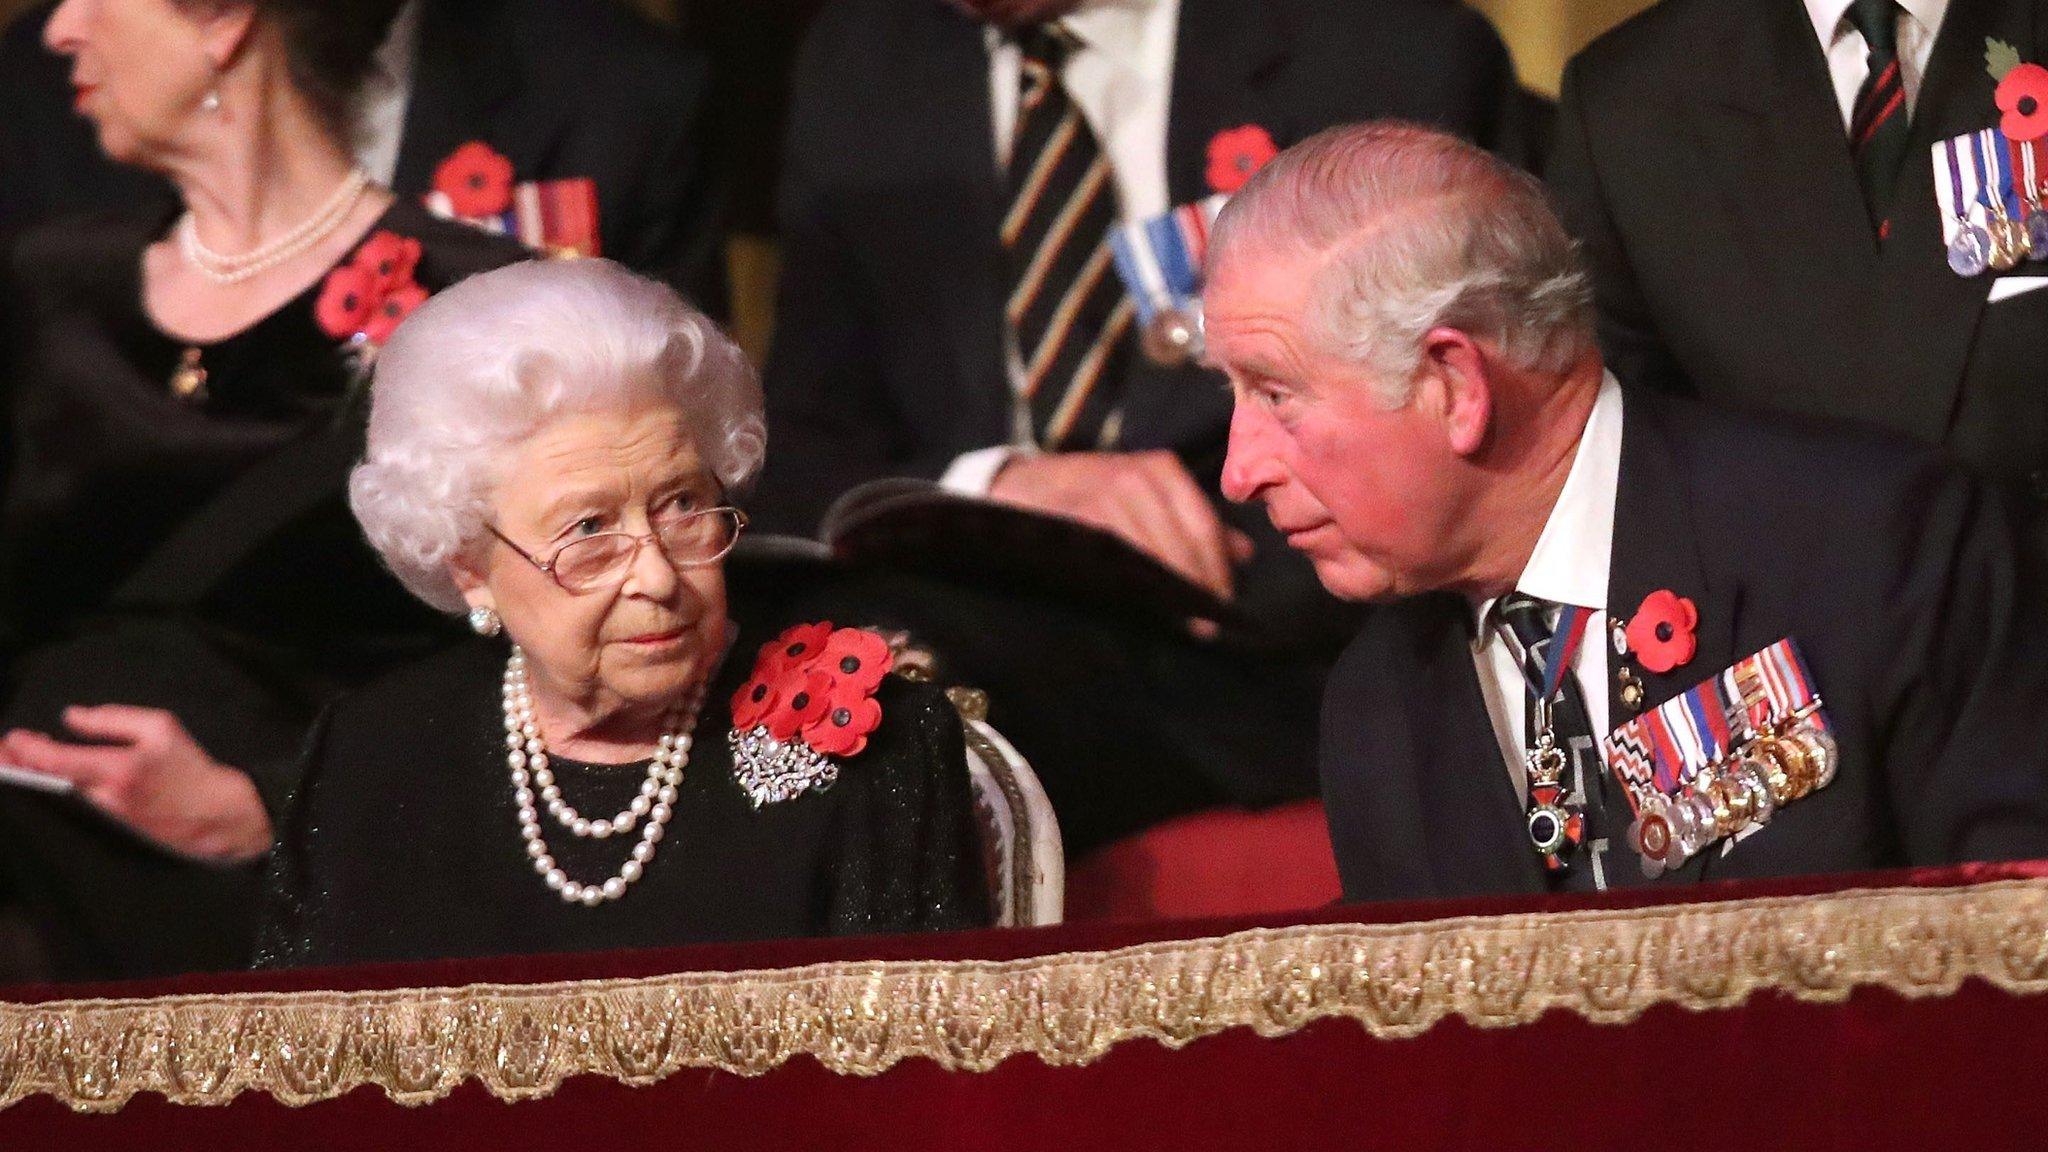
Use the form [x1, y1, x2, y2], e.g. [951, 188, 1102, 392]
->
[503, 647, 700, 907]
[176, 167, 373, 286]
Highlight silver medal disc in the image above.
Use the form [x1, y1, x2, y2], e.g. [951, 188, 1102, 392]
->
[2028, 213, 2048, 262]
[1674, 792, 1717, 857]
[1142, 308, 1199, 367]
[1949, 225, 1993, 277]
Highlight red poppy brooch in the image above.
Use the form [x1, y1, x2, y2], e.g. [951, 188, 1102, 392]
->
[727, 623, 894, 808]
[1622, 589, 1699, 675]
[1206, 124, 1280, 195]
[315, 229, 429, 369]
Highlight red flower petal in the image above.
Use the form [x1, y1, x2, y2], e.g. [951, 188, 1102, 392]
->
[816, 627, 893, 694]
[313, 263, 376, 340]
[803, 693, 882, 757]
[740, 622, 893, 756]
[361, 280, 428, 346]
[1624, 589, 1699, 675]
[1996, 63, 2048, 143]
[1205, 125, 1280, 195]
[351, 230, 422, 294]
[730, 674, 780, 731]
[762, 670, 833, 742]
[757, 621, 835, 680]
[432, 141, 516, 217]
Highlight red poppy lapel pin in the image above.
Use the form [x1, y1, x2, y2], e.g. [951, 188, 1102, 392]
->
[431, 141, 517, 218]
[1205, 124, 1280, 195]
[315, 230, 429, 371]
[1989, 41, 2048, 142]
[728, 623, 894, 808]
[1997, 64, 2048, 141]
[1619, 589, 1699, 676]
[423, 141, 603, 259]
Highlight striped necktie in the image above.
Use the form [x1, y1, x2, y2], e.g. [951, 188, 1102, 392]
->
[1846, 0, 1911, 230]
[1496, 593, 1617, 890]
[1003, 24, 1134, 450]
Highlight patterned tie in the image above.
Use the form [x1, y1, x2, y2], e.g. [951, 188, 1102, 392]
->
[1495, 594, 1616, 891]
[1846, 0, 1911, 230]
[1004, 24, 1134, 450]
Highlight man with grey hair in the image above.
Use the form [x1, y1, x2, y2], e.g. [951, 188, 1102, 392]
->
[1208, 122, 2048, 901]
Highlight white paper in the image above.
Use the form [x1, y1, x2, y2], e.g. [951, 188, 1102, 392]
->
[1988, 276, 2048, 303]
[0, 764, 74, 795]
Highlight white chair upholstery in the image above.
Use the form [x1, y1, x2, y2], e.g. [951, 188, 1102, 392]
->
[948, 687, 1065, 927]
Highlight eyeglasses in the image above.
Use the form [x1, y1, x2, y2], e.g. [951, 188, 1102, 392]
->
[487, 506, 747, 594]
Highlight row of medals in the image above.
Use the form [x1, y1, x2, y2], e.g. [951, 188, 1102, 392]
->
[1626, 717, 1838, 879]
[1950, 197, 2048, 277]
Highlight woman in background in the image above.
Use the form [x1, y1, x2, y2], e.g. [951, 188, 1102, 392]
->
[0, 0, 526, 979]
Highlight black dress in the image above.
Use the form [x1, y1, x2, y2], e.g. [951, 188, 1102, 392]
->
[255, 637, 990, 968]
[0, 200, 528, 980]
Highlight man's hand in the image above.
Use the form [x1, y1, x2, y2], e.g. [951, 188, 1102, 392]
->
[0, 706, 274, 864]
[990, 449, 1254, 603]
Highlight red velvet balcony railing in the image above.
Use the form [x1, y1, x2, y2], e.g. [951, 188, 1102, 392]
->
[3, 862, 2047, 1150]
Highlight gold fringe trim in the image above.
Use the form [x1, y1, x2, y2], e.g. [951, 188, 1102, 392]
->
[6, 876, 2048, 1113]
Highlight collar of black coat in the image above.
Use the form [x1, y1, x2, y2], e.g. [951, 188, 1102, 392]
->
[1605, 387, 1742, 725]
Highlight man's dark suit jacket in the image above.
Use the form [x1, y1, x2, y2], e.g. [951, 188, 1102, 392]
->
[756, 0, 1542, 655]
[1322, 388, 2048, 903]
[0, 0, 727, 314]
[1546, 0, 2048, 526]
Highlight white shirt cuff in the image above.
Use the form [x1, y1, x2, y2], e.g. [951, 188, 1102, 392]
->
[938, 445, 1030, 497]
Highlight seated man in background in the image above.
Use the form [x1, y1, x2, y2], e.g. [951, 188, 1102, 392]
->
[0, 0, 727, 314]
[1544, 0, 2048, 554]
[757, 0, 1546, 856]
[1206, 122, 2048, 901]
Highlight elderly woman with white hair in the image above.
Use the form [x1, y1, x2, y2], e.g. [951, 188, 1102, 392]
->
[257, 260, 988, 967]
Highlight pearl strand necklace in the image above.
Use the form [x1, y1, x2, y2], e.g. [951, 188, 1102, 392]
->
[176, 167, 372, 286]
[504, 648, 699, 907]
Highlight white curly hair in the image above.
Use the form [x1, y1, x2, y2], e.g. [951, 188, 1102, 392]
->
[348, 258, 766, 613]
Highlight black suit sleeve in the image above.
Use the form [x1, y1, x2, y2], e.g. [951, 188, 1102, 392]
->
[1546, 57, 1690, 397]
[611, 44, 730, 320]
[751, 10, 958, 535]
[1876, 463, 2048, 864]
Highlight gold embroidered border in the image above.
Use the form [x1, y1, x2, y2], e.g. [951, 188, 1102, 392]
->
[6, 876, 2048, 1114]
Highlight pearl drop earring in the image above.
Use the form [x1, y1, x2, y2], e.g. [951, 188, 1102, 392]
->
[468, 605, 502, 636]
[201, 89, 222, 114]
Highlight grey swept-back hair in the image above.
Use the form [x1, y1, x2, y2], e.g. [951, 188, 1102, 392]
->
[348, 259, 766, 613]
[1208, 121, 1595, 407]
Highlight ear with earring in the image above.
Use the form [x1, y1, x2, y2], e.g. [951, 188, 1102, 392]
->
[468, 605, 503, 637]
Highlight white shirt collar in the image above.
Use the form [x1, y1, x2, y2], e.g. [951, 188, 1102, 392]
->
[1063, 0, 1159, 57]
[1471, 371, 1625, 643]
[1804, 0, 1948, 49]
